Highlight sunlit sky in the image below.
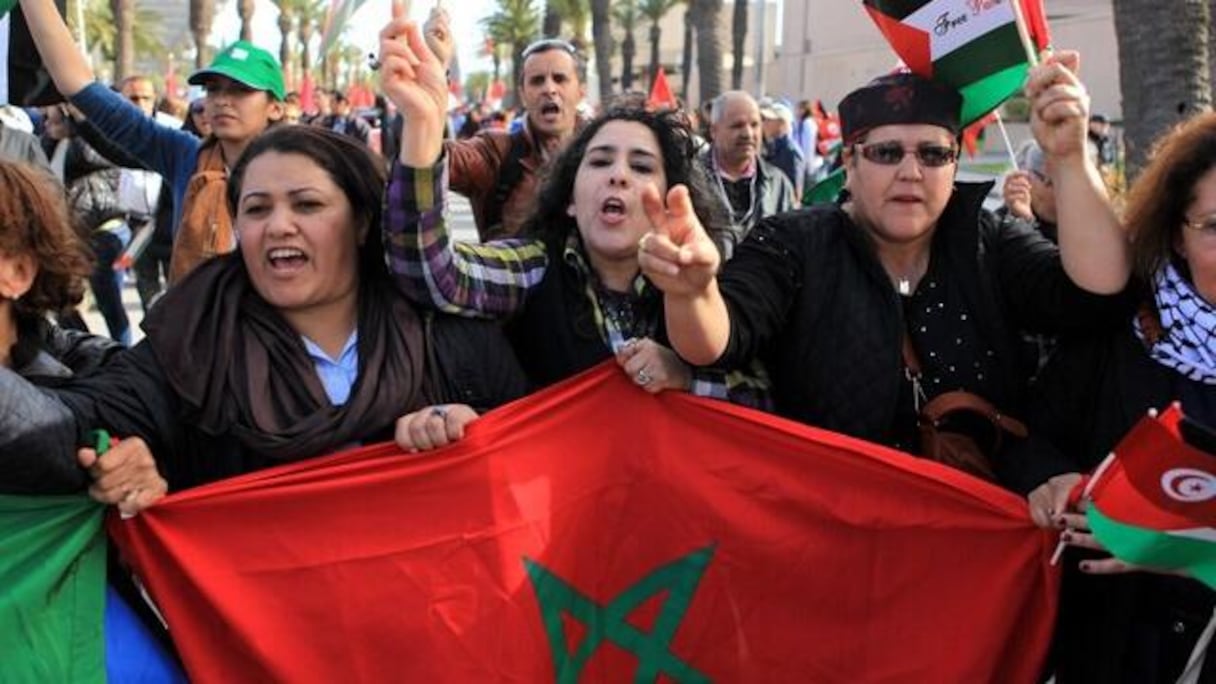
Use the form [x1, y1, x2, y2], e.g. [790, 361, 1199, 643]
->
[214, 0, 508, 77]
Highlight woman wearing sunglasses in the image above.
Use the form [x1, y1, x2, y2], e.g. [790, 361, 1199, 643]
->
[638, 57, 1132, 487]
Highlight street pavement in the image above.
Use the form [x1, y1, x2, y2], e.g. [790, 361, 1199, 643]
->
[82, 194, 480, 345]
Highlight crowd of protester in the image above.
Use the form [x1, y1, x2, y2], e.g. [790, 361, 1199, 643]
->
[1, 0, 1213, 679]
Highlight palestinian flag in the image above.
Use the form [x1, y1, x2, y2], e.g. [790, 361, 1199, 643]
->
[0, 495, 106, 682]
[110, 362, 1058, 681]
[863, 0, 1051, 125]
[1087, 405, 1216, 589]
[0, 0, 66, 105]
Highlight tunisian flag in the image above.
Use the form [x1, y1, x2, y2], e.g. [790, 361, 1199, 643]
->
[110, 364, 1058, 682]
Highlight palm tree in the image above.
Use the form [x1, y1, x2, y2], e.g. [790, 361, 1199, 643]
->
[1113, 0, 1211, 176]
[271, 0, 297, 87]
[543, 3, 561, 37]
[546, 0, 590, 54]
[590, 0, 613, 102]
[238, 0, 256, 41]
[613, 0, 639, 91]
[729, 0, 746, 89]
[190, 0, 216, 68]
[680, 0, 692, 101]
[297, 0, 325, 86]
[690, 0, 721, 102]
[110, 0, 134, 80]
[481, 0, 541, 107]
[73, 0, 164, 76]
[638, 0, 678, 89]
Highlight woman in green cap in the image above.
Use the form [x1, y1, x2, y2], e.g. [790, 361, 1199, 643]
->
[20, 0, 286, 282]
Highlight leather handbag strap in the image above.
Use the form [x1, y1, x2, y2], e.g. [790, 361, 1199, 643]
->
[921, 390, 1028, 439]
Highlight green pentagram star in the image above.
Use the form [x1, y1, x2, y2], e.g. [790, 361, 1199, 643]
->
[523, 544, 715, 683]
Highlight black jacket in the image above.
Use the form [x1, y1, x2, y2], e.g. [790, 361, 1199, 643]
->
[0, 313, 527, 491]
[0, 319, 122, 494]
[714, 181, 1131, 485]
[1030, 323, 1216, 683]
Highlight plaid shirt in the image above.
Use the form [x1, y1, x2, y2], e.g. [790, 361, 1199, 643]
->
[384, 159, 771, 409]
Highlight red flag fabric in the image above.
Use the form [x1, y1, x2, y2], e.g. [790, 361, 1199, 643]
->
[1017, 0, 1052, 52]
[648, 67, 677, 110]
[110, 363, 1058, 682]
[1088, 405, 1216, 531]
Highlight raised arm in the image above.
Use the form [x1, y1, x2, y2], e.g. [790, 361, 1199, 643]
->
[18, 0, 94, 96]
[1026, 50, 1130, 294]
[383, 159, 548, 317]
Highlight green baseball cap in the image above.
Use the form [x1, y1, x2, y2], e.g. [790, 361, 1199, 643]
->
[188, 41, 286, 101]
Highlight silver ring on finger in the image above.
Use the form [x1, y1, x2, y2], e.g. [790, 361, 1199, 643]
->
[431, 405, 448, 419]
[635, 368, 653, 386]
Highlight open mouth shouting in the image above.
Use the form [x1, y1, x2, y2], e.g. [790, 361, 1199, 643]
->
[599, 196, 628, 225]
[267, 247, 309, 273]
[539, 101, 562, 122]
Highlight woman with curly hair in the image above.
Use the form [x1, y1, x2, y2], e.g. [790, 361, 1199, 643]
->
[0, 159, 123, 492]
[378, 7, 766, 414]
[1028, 112, 1216, 682]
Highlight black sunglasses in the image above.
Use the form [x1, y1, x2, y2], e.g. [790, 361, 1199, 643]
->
[854, 140, 958, 168]
[520, 38, 578, 60]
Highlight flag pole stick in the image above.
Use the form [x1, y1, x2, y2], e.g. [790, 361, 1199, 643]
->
[1049, 451, 1117, 566]
[995, 110, 1019, 170]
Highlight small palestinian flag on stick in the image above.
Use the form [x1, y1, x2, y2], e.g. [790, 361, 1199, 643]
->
[863, 0, 1052, 126]
[1086, 404, 1216, 589]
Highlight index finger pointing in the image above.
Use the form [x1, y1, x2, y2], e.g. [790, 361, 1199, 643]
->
[642, 184, 670, 237]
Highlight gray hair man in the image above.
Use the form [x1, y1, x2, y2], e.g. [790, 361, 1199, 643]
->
[702, 90, 795, 257]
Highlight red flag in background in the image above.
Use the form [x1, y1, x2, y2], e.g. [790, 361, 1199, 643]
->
[299, 74, 316, 116]
[962, 110, 1000, 157]
[648, 67, 677, 110]
[110, 364, 1058, 683]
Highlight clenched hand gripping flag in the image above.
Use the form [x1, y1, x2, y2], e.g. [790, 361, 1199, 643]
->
[863, 0, 1052, 125]
[1086, 405, 1216, 588]
[110, 363, 1059, 682]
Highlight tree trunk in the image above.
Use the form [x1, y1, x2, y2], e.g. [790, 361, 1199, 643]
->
[692, 0, 722, 103]
[1113, 0, 1211, 178]
[730, 0, 746, 90]
[648, 22, 661, 88]
[680, 3, 693, 102]
[590, 0, 614, 102]
[110, 0, 134, 81]
[238, 0, 255, 41]
[621, 28, 636, 90]
[543, 4, 561, 37]
[190, 0, 215, 68]
[278, 11, 294, 89]
[299, 19, 314, 86]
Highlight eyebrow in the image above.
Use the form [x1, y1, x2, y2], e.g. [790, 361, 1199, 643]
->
[587, 144, 659, 159]
[240, 187, 325, 202]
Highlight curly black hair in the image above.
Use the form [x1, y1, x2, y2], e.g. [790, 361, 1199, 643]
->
[522, 105, 731, 252]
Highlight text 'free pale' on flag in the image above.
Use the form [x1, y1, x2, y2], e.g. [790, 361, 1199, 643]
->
[863, 0, 1052, 125]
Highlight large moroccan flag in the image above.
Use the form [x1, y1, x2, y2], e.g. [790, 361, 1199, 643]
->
[110, 363, 1058, 682]
[0, 495, 106, 682]
[1086, 405, 1216, 588]
[863, 0, 1052, 125]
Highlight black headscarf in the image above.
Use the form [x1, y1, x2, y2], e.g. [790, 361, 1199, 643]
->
[142, 254, 428, 461]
